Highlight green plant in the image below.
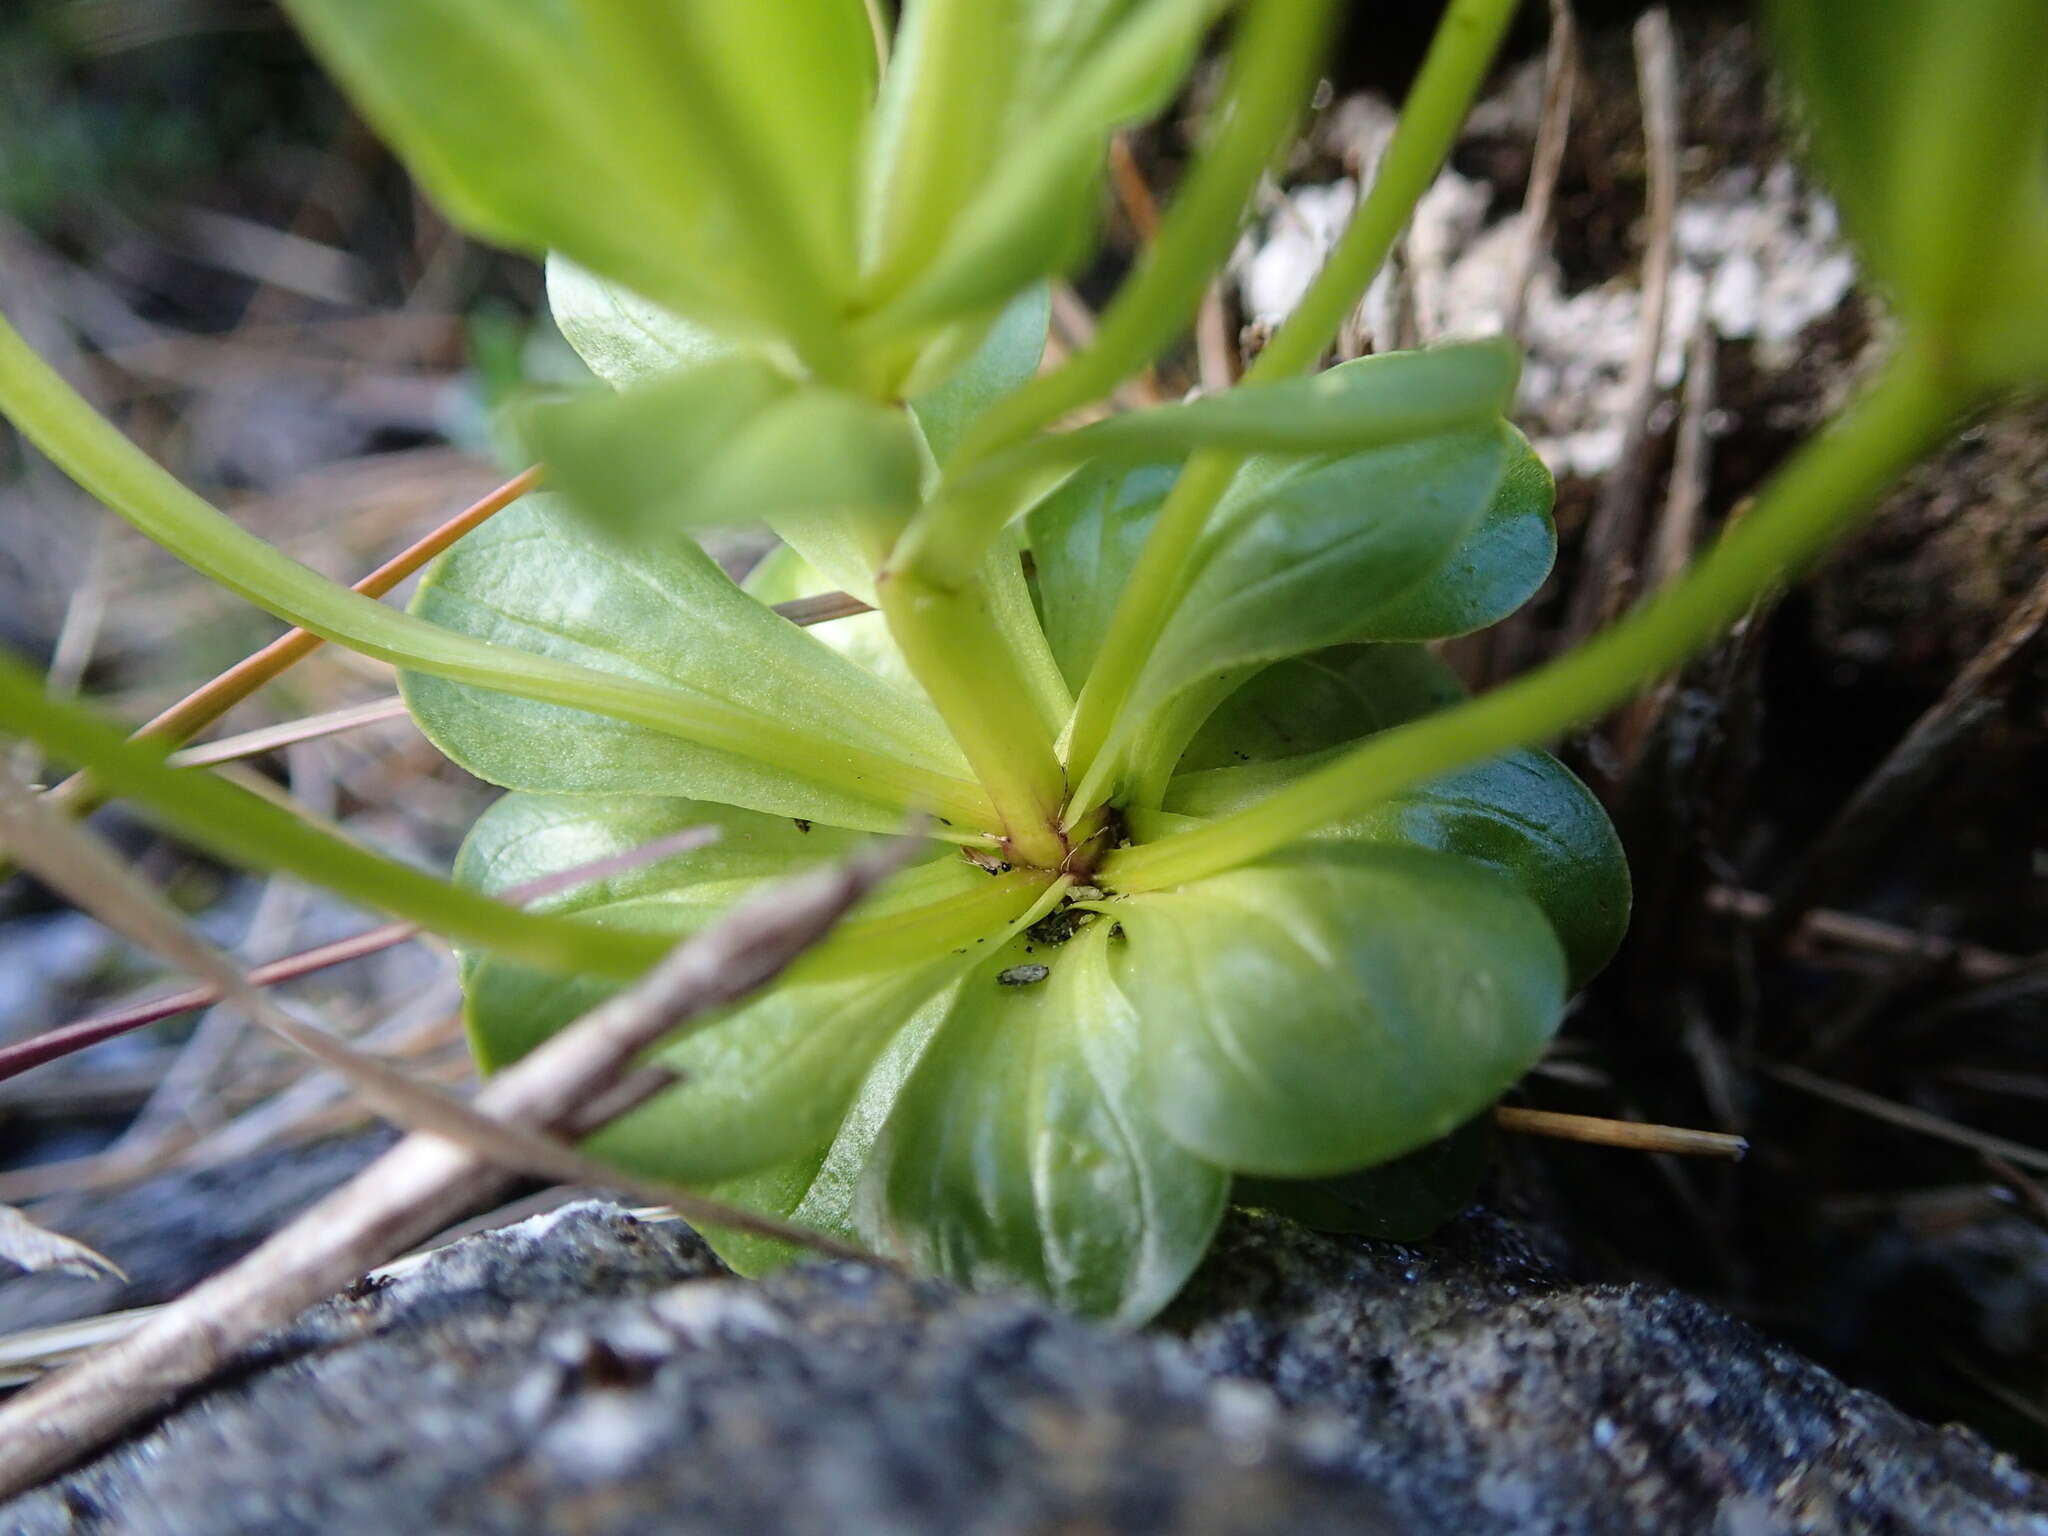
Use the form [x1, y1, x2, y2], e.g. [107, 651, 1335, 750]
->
[2, 0, 2043, 1324]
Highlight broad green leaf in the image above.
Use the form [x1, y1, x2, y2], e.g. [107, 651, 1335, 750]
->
[700, 993, 960, 1276]
[1173, 644, 1465, 772]
[403, 496, 980, 832]
[279, 0, 797, 346]
[1103, 424, 1516, 788]
[458, 793, 875, 1069]
[1112, 843, 1566, 1177]
[1233, 1116, 1490, 1239]
[1346, 430, 1554, 641]
[1139, 425, 1513, 699]
[859, 919, 1229, 1322]
[1162, 647, 1630, 988]
[592, 958, 971, 1186]
[526, 369, 922, 549]
[0, 314, 922, 800]
[909, 284, 1052, 466]
[0, 648, 664, 981]
[546, 254, 736, 390]
[1028, 460, 1180, 692]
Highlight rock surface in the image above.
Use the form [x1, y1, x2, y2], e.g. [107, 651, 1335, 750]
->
[5, 1199, 2044, 1535]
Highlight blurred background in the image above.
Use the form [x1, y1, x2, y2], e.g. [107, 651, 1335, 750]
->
[1, 0, 2044, 1463]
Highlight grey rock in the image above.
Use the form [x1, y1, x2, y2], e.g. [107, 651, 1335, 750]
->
[3, 1204, 1389, 1535]
[6, 1201, 2047, 1534]
[0, 1133, 394, 1331]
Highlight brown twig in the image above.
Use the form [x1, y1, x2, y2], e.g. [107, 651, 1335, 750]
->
[0, 779, 918, 1496]
[1494, 1105, 1748, 1160]
[1503, 0, 1579, 342]
[1763, 1062, 2048, 1176]
[0, 825, 720, 1088]
[1563, 8, 1680, 645]
[38, 465, 541, 821]
[1765, 563, 2048, 949]
[1706, 884, 2024, 983]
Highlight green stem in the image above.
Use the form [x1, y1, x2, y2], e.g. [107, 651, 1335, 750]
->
[0, 649, 671, 980]
[878, 568, 1070, 867]
[1061, 0, 1519, 798]
[0, 314, 993, 828]
[1104, 347, 1959, 892]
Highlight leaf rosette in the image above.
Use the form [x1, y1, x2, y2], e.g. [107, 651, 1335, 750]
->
[394, 269, 1628, 1325]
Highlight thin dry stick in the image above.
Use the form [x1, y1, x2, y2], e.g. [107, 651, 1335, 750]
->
[1614, 307, 1719, 769]
[1563, 7, 1680, 645]
[0, 786, 918, 1497]
[0, 824, 720, 1088]
[1707, 885, 2024, 983]
[166, 695, 412, 769]
[1765, 563, 2048, 950]
[39, 465, 541, 817]
[1504, 0, 1579, 340]
[1494, 1105, 1748, 1160]
[1763, 1062, 2048, 1177]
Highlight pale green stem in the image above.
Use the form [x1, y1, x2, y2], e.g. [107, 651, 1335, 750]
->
[898, 0, 1337, 590]
[0, 313, 994, 828]
[1104, 347, 1958, 892]
[1061, 0, 1521, 798]
[879, 567, 1070, 867]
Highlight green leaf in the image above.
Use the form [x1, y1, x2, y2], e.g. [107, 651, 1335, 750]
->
[859, 919, 1229, 1322]
[1234, 1116, 1490, 1240]
[594, 959, 971, 1186]
[1159, 642, 1629, 988]
[0, 650, 664, 981]
[909, 284, 1051, 467]
[0, 314, 915, 805]
[546, 254, 736, 390]
[1173, 644, 1466, 772]
[1111, 843, 1565, 1177]
[1028, 460, 1181, 692]
[698, 991, 961, 1276]
[403, 496, 984, 832]
[1346, 429, 1554, 641]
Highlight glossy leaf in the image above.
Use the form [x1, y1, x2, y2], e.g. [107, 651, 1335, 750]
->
[403, 496, 982, 832]
[1173, 644, 1465, 772]
[1112, 843, 1566, 1177]
[1028, 460, 1181, 692]
[1346, 430, 1554, 641]
[1163, 646, 1629, 987]
[860, 919, 1230, 1322]
[1234, 1116, 1490, 1240]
